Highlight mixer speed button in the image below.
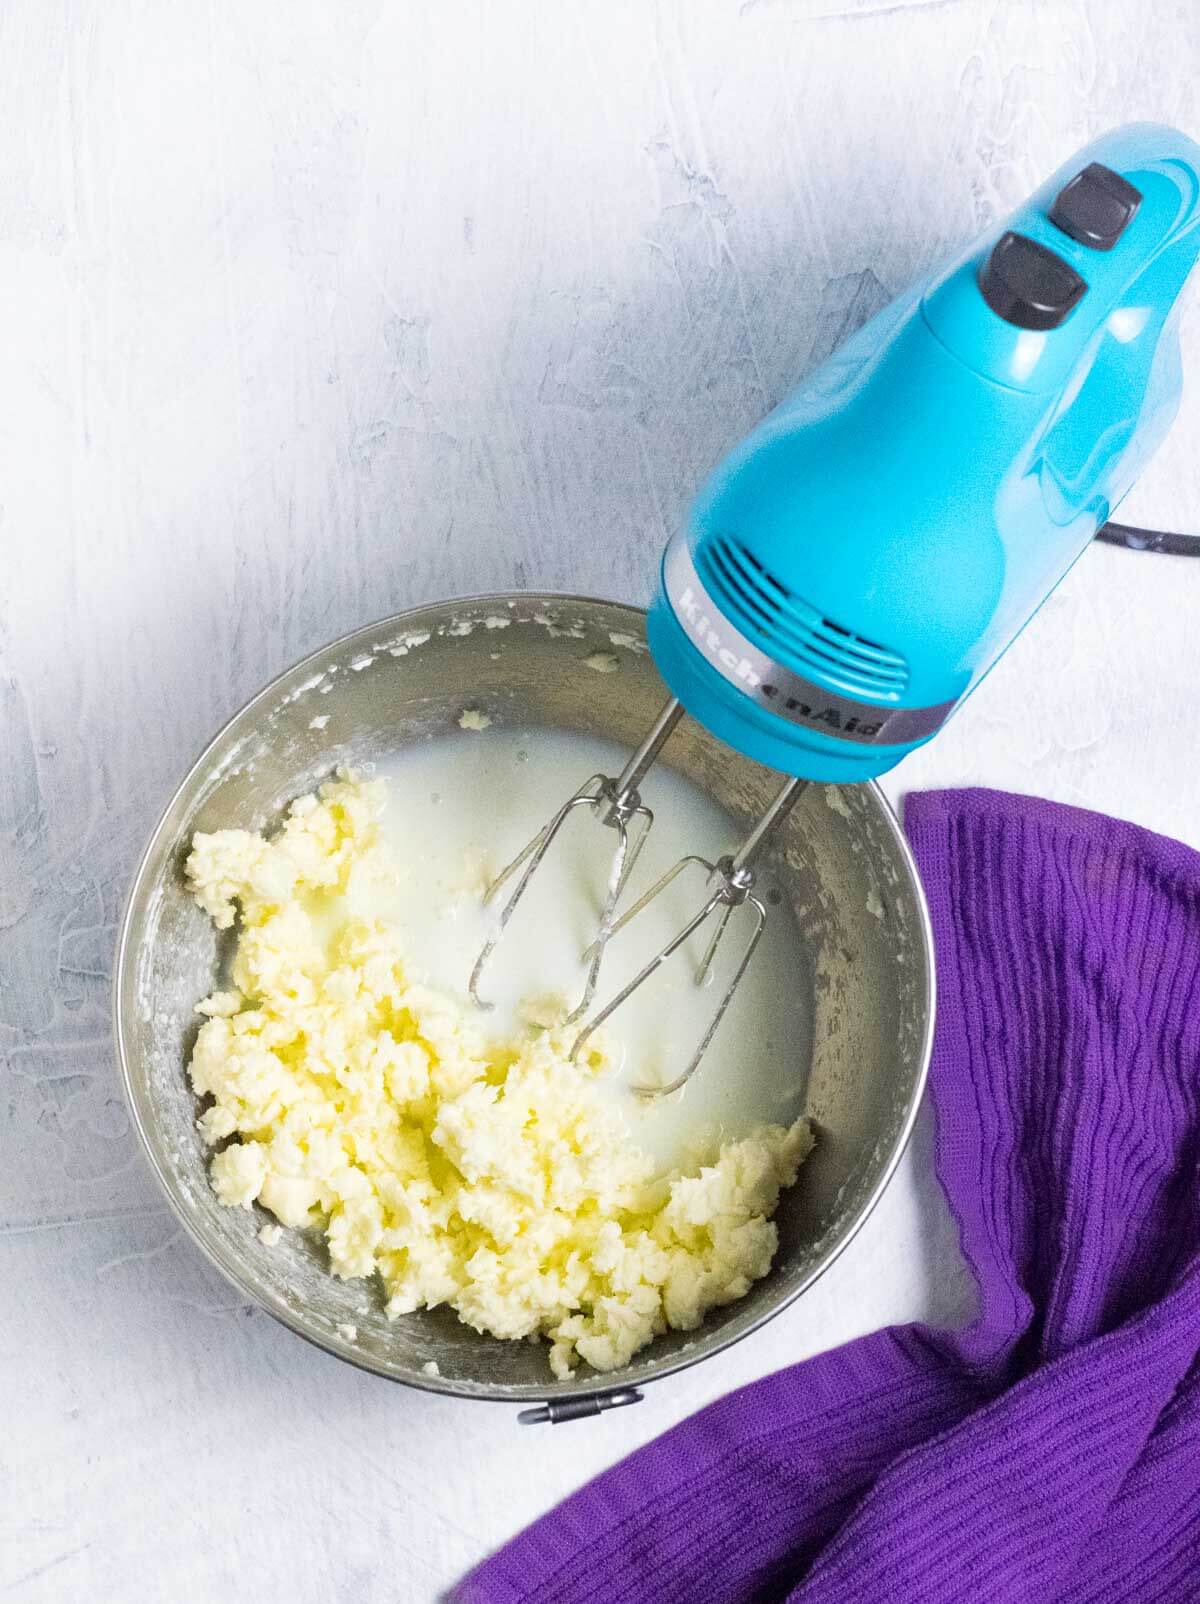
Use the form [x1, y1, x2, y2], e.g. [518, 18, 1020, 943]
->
[979, 230, 1087, 331]
[1050, 161, 1142, 251]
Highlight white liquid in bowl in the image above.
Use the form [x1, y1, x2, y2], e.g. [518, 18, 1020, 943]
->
[355, 727, 810, 1169]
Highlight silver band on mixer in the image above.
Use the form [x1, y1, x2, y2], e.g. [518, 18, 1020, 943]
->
[662, 536, 956, 747]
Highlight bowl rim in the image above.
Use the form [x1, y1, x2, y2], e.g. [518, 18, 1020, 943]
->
[113, 591, 936, 1406]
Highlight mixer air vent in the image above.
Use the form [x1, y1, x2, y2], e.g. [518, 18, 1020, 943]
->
[697, 535, 910, 701]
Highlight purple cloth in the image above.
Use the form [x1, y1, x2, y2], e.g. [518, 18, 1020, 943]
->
[458, 790, 1200, 1603]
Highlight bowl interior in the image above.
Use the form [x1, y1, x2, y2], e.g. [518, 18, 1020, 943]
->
[116, 595, 932, 1400]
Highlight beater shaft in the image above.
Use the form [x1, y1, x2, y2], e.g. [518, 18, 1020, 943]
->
[726, 775, 808, 882]
[605, 698, 684, 824]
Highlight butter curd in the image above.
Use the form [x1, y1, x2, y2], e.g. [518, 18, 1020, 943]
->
[185, 770, 812, 1377]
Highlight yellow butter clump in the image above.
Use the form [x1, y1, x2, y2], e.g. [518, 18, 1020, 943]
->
[185, 771, 813, 1378]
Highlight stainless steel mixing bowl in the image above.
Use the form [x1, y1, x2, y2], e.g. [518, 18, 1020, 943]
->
[114, 594, 934, 1410]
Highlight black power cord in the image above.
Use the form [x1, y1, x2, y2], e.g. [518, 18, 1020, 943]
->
[1095, 521, 1200, 555]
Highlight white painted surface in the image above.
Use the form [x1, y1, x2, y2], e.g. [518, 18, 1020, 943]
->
[4, 3, 1199, 1599]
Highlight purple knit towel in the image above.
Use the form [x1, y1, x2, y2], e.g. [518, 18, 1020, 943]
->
[458, 789, 1200, 1603]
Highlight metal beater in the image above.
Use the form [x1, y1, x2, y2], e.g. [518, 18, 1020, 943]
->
[570, 754, 808, 1096]
[468, 698, 684, 1022]
[471, 124, 1200, 1095]
[469, 691, 808, 1094]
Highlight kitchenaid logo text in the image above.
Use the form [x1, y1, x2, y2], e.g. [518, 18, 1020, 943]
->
[675, 586, 884, 737]
[676, 586, 764, 686]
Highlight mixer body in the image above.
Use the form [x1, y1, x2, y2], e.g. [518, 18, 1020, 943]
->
[473, 124, 1200, 1094]
[649, 123, 1200, 781]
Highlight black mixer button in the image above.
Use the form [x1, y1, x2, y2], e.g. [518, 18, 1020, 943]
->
[979, 231, 1087, 331]
[1049, 162, 1141, 252]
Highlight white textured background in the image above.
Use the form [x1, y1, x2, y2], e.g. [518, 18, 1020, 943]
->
[4, 3, 1200, 1599]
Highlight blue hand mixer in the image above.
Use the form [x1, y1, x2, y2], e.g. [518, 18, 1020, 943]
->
[472, 123, 1200, 1092]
